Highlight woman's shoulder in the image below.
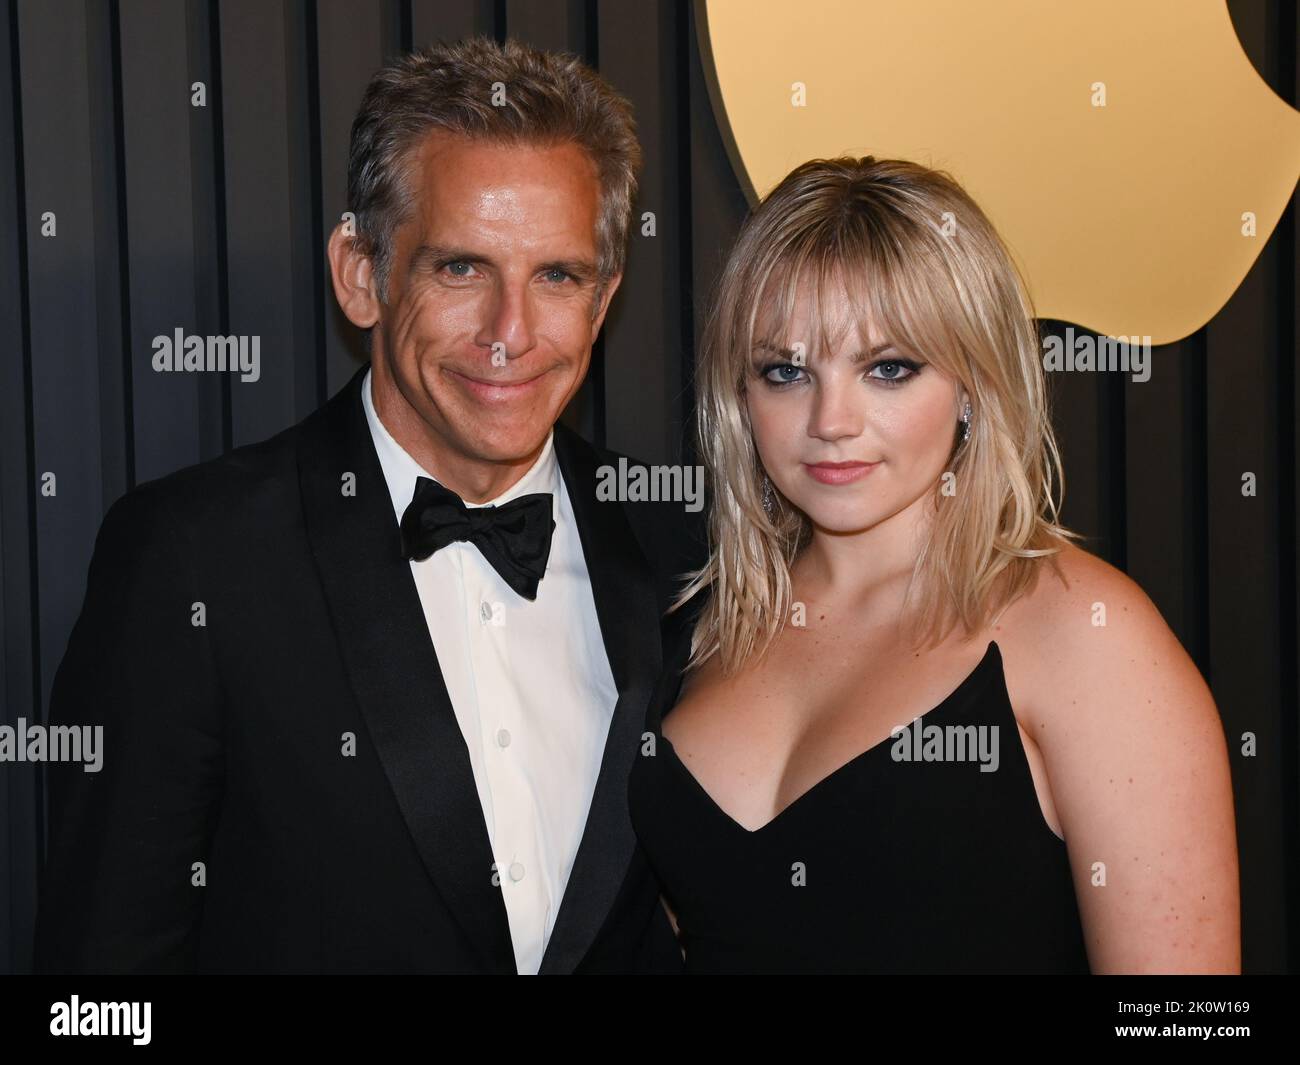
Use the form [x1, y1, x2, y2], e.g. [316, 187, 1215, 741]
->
[1005, 541, 1156, 634]
[992, 542, 1214, 734]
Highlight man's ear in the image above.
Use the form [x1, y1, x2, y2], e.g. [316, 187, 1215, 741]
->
[590, 272, 623, 339]
[327, 222, 381, 329]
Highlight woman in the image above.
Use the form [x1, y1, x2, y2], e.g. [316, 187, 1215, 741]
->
[627, 156, 1240, 974]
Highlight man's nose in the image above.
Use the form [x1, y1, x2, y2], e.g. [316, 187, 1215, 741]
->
[476, 277, 538, 362]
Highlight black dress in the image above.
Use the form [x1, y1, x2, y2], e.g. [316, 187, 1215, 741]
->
[628, 596, 1092, 974]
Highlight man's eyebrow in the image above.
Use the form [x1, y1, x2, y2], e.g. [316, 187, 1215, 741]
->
[408, 244, 492, 270]
[753, 338, 895, 361]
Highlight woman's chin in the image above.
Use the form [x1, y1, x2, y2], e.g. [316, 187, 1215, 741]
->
[798, 505, 886, 536]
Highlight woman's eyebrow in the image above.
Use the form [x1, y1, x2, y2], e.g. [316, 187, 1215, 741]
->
[753, 338, 895, 361]
[752, 339, 794, 358]
[851, 343, 897, 363]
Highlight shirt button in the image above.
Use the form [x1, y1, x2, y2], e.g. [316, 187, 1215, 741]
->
[508, 862, 525, 882]
[479, 601, 492, 623]
[496, 728, 511, 748]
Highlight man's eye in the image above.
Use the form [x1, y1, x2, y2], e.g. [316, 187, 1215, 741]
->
[440, 261, 476, 278]
[542, 268, 574, 284]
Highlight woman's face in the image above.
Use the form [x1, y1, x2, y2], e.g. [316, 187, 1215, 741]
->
[745, 277, 964, 537]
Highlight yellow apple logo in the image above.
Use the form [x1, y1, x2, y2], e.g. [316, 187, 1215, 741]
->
[698, 0, 1300, 343]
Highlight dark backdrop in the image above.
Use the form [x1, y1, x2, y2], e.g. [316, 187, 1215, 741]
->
[1, 0, 1295, 975]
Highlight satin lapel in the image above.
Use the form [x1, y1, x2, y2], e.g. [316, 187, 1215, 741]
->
[297, 365, 515, 973]
[537, 424, 664, 975]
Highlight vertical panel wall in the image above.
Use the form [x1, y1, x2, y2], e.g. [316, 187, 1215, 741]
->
[0, 0, 1294, 975]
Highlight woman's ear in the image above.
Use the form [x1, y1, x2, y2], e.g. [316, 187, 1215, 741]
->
[327, 222, 381, 330]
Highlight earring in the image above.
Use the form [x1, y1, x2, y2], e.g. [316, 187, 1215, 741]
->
[960, 400, 973, 442]
[761, 474, 775, 517]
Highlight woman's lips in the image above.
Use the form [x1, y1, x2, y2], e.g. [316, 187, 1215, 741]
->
[803, 461, 880, 485]
[447, 367, 548, 403]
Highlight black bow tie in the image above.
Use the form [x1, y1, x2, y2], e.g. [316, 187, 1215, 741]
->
[399, 476, 555, 600]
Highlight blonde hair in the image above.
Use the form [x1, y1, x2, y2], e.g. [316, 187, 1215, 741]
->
[671, 156, 1078, 675]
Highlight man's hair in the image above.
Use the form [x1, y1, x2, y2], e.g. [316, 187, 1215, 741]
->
[346, 35, 642, 310]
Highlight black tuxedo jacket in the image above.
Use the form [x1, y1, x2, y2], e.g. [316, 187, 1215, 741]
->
[33, 364, 705, 974]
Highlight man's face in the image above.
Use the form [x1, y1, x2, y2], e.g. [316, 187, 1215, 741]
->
[343, 131, 617, 491]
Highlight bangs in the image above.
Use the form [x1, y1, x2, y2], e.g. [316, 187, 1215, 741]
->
[740, 223, 968, 380]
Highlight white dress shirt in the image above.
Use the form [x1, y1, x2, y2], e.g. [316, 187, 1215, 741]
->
[361, 368, 618, 974]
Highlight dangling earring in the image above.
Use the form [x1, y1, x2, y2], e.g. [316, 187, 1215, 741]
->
[960, 400, 973, 442]
[761, 474, 775, 517]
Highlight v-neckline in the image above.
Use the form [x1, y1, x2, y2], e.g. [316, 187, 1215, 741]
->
[660, 642, 1002, 835]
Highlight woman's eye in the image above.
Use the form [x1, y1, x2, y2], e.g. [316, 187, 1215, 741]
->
[762, 363, 807, 386]
[867, 359, 922, 384]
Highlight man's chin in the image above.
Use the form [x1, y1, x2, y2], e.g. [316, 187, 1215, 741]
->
[450, 425, 556, 467]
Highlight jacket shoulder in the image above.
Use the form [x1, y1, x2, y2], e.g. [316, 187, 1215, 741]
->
[100, 407, 319, 544]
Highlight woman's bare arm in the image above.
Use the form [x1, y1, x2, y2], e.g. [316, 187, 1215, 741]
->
[1007, 547, 1240, 973]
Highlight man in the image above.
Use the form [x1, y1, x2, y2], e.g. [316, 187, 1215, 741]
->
[33, 36, 701, 974]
